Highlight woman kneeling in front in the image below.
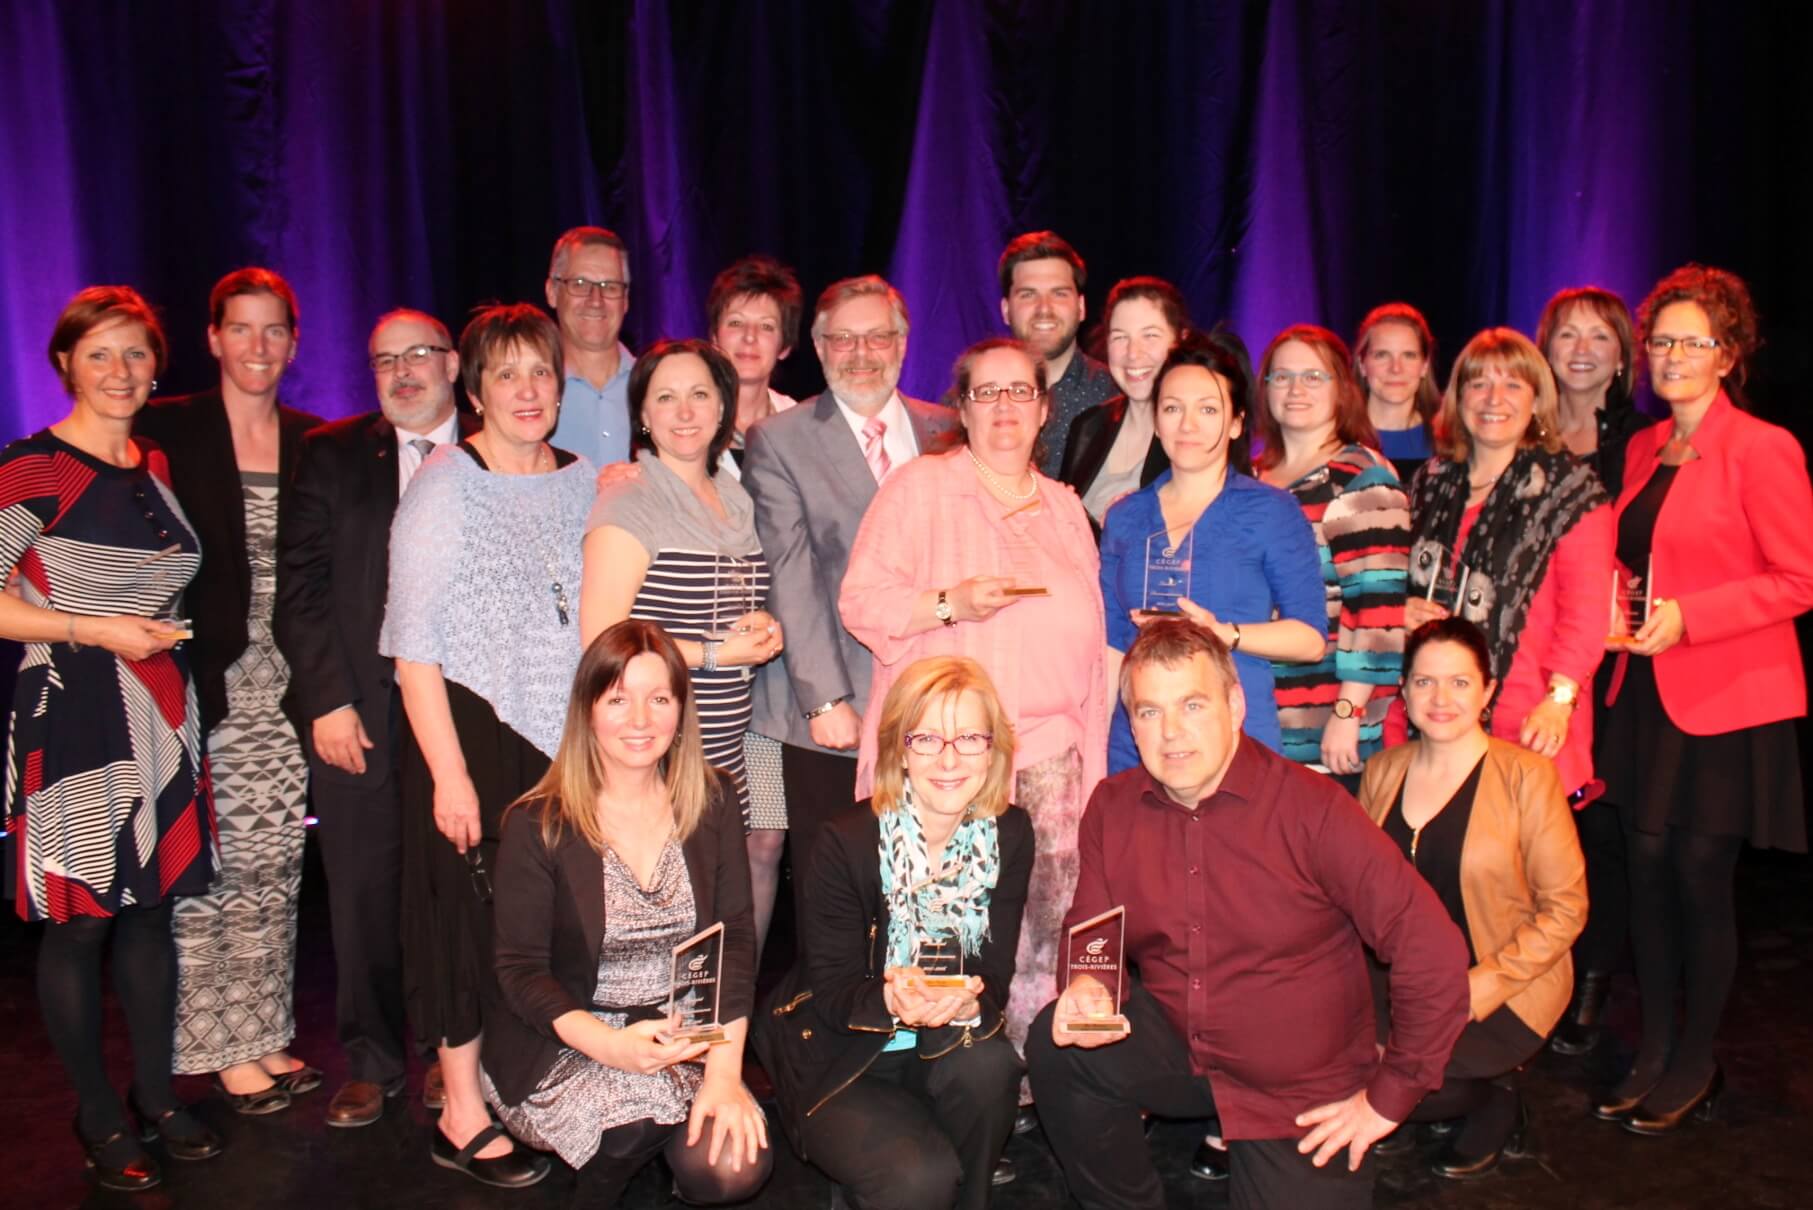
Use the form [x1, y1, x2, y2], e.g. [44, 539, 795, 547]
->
[484, 620, 771, 1205]
[759, 656, 1033, 1210]
[1359, 618, 1586, 1178]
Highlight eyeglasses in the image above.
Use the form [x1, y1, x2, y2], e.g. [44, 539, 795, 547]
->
[824, 330, 900, 353]
[903, 732, 994, 757]
[1645, 335, 1721, 357]
[964, 382, 1042, 404]
[1263, 369, 1335, 388]
[552, 275, 630, 300]
[369, 344, 452, 374]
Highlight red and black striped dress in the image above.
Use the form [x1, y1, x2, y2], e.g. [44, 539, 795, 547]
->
[0, 430, 216, 922]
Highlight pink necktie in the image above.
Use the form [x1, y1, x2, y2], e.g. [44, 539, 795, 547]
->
[861, 416, 892, 483]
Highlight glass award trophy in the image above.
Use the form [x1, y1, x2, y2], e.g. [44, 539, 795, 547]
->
[1142, 526, 1192, 614]
[1063, 906, 1129, 1034]
[1410, 540, 1468, 614]
[998, 519, 1048, 598]
[665, 922, 727, 1044]
[1608, 557, 1655, 647]
[142, 543, 193, 640]
[911, 863, 969, 989]
[707, 556, 758, 641]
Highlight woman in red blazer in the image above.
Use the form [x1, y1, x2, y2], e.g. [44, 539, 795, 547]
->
[1593, 264, 1813, 1135]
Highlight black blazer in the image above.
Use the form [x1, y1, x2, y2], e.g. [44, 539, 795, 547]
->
[1057, 394, 1169, 511]
[134, 389, 321, 735]
[754, 802, 1033, 1158]
[272, 410, 479, 784]
[484, 775, 756, 1108]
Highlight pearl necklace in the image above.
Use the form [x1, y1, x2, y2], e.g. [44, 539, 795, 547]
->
[966, 445, 1037, 502]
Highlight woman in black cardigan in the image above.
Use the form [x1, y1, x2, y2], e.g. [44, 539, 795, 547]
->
[486, 620, 769, 1204]
[758, 656, 1033, 1210]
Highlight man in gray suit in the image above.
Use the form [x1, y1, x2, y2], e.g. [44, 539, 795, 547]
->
[743, 275, 957, 927]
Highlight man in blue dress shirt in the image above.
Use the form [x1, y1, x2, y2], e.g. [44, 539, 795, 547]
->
[544, 225, 636, 466]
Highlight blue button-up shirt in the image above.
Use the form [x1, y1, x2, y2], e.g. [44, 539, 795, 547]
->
[1100, 469, 1326, 769]
[554, 343, 636, 468]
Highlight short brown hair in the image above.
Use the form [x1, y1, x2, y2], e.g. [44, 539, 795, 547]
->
[871, 657, 1017, 821]
[1099, 276, 1191, 350]
[705, 256, 802, 351]
[998, 231, 1086, 298]
[1353, 303, 1441, 425]
[209, 267, 299, 330]
[513, 620, 712, 851]
[1636, 263, 1760, 404]
[47, 286, 168, 395]
[458, 303, 565, 403]
[812, 274, 910, 341]
[1253, 324, 1377, 471]
[548, 226, 630, 281]
[1120, 617, 1238, 709]
[1535, 286, 1636, 408]
[1433, 328, 1563, 462]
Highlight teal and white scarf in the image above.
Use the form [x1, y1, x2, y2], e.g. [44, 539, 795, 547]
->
[878, 783, 1000, 969]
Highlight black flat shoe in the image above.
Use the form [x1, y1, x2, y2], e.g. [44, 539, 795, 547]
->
[1622, 1066, 1723, 1136]
[1188, 1139, 1230, 1181]
[76, 1115, 161, 1192]
[1549, 971, 1610, 1057]
[991, 1156, 1017, 1187]
[1430, 1097, 1528, 1181]
[430, 1123, 551, 1189]
[1371, 1127, 1416, 1156]
[214, 1073, 292, 1116]
[1013, 1105, 1038, 1136]
[130, 1092, 223, 1161]
[271, 1062, 324, 1096]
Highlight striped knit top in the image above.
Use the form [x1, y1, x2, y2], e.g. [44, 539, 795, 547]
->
[1270, 444, 1411, 766]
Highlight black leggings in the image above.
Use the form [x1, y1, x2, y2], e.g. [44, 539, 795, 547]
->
[573, 1116, 772, 1208]
[1406, 1009, 1543, 1157]
[1622, 819, 1743, 1100]
[37, 903, 179, 1136]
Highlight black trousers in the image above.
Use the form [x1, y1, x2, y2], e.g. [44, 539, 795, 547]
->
[780, 742, 858, 925]
[1026, 984, 1374, 1210]
[311, 765, 408, 1084]
[799, 1036, 1021, 1210]
[576, 1116, 773, 1208]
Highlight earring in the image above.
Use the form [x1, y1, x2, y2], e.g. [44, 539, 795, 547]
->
[149, 379, 159, 392]
[473, 402, 485, 416]
[638, 425, 651, 437]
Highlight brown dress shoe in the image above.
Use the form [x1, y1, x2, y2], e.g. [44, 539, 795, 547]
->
[422, 1061, 446, 1111]
[327, 1081, 388, 1129]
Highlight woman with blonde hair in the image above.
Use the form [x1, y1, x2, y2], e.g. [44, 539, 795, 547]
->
[759, 655, 1033, 1208]
[1396, 328, 1613, 802]
[485, 620, 770, 1205]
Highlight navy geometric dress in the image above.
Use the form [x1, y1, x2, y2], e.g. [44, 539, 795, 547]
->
[0, 430, 216, 923]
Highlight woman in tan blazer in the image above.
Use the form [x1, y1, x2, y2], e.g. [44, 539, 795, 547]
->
[1359, 617, 1587, 1179]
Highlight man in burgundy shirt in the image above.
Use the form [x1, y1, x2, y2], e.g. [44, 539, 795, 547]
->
[1026, 620, 1469, 1209]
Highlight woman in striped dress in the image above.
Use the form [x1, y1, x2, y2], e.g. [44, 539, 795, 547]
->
[581, 340, 785, 843]
[1254, 325, 1411, 786]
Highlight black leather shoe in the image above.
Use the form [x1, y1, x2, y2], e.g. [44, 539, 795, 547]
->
[214, 1073, 291, 1116]
[130, 1093, 223, 1161]
[991, 1156, 1017, 1187]
[1013, 1105, 1038, 1136]
[1622, 1066, 1722, 1136]
[1189, 1139, 1230, 1181]
[76, 1115, 161, 1192]
[1427, 1117, 1461, 1138]
[1371, 1127, 1416, 1156]
[1431, 1097, 1527, 1180]
[430, 1123, 551, 1189]
[1592, 1073, 1659, 1122]
[1550, 972, 1611, 1056]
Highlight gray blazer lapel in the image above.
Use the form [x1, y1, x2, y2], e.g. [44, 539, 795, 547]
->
[810, 392, 880, 510]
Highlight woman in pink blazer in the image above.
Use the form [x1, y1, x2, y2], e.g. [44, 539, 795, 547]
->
[1593, 264, 1813, 1135]
[840, 338, 1107, 1097]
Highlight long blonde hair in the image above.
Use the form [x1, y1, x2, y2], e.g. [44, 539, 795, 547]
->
[513, 620, 712, 850]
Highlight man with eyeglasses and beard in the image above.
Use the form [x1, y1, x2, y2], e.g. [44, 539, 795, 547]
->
[742, 275, 957, 947]
[545, 225, 635, 468]
[997, 231, 1117, 476]
[274, 309, 478, 1127]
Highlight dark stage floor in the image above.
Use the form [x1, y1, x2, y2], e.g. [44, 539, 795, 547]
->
[3, 840, 1811, 1210]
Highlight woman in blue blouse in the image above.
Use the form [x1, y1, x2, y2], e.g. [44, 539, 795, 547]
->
[1100, 334, 1327, 772]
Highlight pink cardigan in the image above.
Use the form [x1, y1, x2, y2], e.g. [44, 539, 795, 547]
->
[1387, 504, 1613, 796]
[839, 447, 1108, 799]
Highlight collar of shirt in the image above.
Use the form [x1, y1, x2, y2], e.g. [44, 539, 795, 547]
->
[1133, 733, 1265, 815]
[563, 342, 636, 394]
[395, 409, 461, 456]
[833, 390, 917, 464]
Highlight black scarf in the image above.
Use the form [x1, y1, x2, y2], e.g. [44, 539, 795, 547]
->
[1407, 447, 1608, 683]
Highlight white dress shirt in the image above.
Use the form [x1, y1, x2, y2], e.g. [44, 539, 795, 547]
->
[832, 390, 919, 477]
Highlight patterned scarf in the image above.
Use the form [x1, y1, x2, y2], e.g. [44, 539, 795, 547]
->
[878, 782, 1000, 969]
[1407, 446, 1607, 685]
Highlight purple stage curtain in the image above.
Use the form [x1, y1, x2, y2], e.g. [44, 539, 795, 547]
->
[0, 0, 1804, 438]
